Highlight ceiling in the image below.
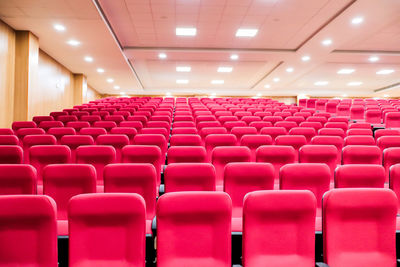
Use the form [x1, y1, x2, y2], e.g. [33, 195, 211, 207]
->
[0, 0, 399, 97]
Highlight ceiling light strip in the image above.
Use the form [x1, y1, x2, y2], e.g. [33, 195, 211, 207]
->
[91, 0, 144, 90]
[374, 82, 400, 93]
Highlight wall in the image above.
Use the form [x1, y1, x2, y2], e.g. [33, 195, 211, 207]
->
[28, 50, 75, 119]
[85, 84, 102, 103]
[0, 20, 15, 127]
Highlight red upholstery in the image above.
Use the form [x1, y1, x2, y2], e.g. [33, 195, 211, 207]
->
[224, 162, 274, 232]
[375, 129, 400, 140]
[43, 164, 96, 235]
[156, 192, 231, 267]
[173, 121, 195, 128]
[93, 121, 117, 132]
[0, 134, 19, 145]
[385, 112, 400, 128]
[335, 165, 385, 188]
[0, 164, 36, 194]
[342, 145, 382, 164]
[243, 190, 316, 267]
[289, 127, 316, 143]
[110, 127, 137, 144]
[104, 163, 157, 234]
[324, 122, 348, 131]
[384, 148, 400, 182]
[79, 127, 107, 141]
[0, 195, 57, 266]
[256, 145, 296, 180]
[240, 134, 273, 161]
[141, 127, 169, 139]
[76, 145, 116, 187]
[318, 127, 346, 138]
[68, 193, 146, 267]
[275, 135, 307, 160]
[389, 164, 400, 213]
[133, 134, 167, 163]
[212, 146, 251, 190]
[224, 121, 247, 132]
[259, 126, 287, 142]
[248, 121, 273, 132]
[323, 188, 397, 267]
[38, 121, 64, 132]
[377, 136, 400, 151]
[205, 134, 237, 162]
[66, 121, 90, 132]
[96, 134, 129, 161]
[231, 127, 257, 143]
[0, 145, 23, 164]
[120, 121, 144, 131]
[299, 145, 338, 177]
[164, 163, 216, 193]
[274, 121, 297, 131]
[344, 135, 375, 146]
[170, 134, 202, 146]
[167, 146, 207, 163]
[0, 128, 14, 135]
[12, 121, 37, 131]
[122, 145, 162, 186]
[22, 134, 57, 163]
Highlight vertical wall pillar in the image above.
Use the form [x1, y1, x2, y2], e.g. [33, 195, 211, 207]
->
[73, 74, 87, 106]
[13, 31, 38, 121]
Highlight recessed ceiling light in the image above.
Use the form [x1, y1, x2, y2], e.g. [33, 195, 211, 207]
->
[230, 54, 239, 60]
[286, 67, 294, 73]
[342, 94, 348, 97]
[166, 92, 172, 96]
[211, 92, 217, 96]
[337, 68, 355, 74]
[211, 80, 224, 84]
[368, 56, 379, 62]
[97, 68, 105, 73]
[106, 78, 114, 83]
[176, 27, 197, 36]
[158, 53, 167, 59]
[119, 92, 126, 95]
[273, 78, 280, 82]
[264, 84, 271, 88]
[322, 39, 332, 46]
[302, 55, 311, 61]
[114, 85, 120, 89]
[176, 66, 191, 72]
[351, 17, 364, 24]
[218, 67, 233, 73]
[376, 69, 395, 75]
[176, 79, 189, 84]
[84, 56, 93, 62]
[314, 81, 329, 86]
[257, 93, 262, 97]
[53, 24, 66, 31]
[384, 94, 390, 98]
[67, 39, 80, 46]
[236, 28, 258, 37]
[347, 81, 363, 86]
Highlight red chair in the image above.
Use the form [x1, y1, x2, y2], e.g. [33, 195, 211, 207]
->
[0, 128, 14, 135]
[375, 129, 400, 140]
[275, 135, 307, 161]
[96, 134, 129, 162]
[289, 127, 316, 143]
[110, 127, 137, 144]
[0, 195, 57, 266]
[259, 127, 287, 142]
[224, 121, 247, 132]
[280, 163, 331, 231]
[349, 123, 371, 129]
[68, 193, 146, 266]
[231, 127, 257, 144]
[344, 135, 375, 146]
[299, 145, 338, 177]
[164, 163, 216, 193]
[240, 134, 273, 161]
[243, 190, 316, 267]
[22, 134, 57, 163]
[133, 134, 167, 164]
[66, 121, 90, 132]
[0, 135, 19, 145]
[29, 145, 71, 191]
[170, 134, 202, 146]
[324, 122, 348, 131]
[346, 128, 372, 136]
[366, 110, 382, 124]
[342, 145, 382, 165]
[141, 127, 169, 140]
[389, 164, 400, 214]
[318, 128, 346, 138]
[299, 121, 323, 131]
[384, 148, 400, 182]
[122, 145, 162, 187]
[205, 134, 237, 162]
[104, 163, 157, 235]
[0, 164, 36, 194]
[256, 145, 296, 181]
[156, 192, 231, 267]
[322, 188, 397, 266]
[47, 127, 76, 144]
[43, 164, 96, 235]
[12, 121, 37, 131]
[173, 121, 196, 128]
[248, 121, 273, 133]
[0, 145, 23, 164]
[224, 162, 274, 232]
[377, 136, 400, 151]
[212, 146, 251, 190]
[120, 121, 144, 131]
[76, 145, 116, 188]
[385, 112, 400, 128]
[60, 135, 94, 162]
[167, 146, 207, 164]
[79, 127, 107, 141]
[274, 121, 297, 131]
[33, 115, 54, 124]
[93, 121, 117, 132]
[334, 165, 385, 188]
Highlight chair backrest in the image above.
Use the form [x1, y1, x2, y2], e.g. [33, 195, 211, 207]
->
[0, 195, 57, 266]
[133, 134, 167, 162]
[224, 162, 274, 232]
[68, 193, 146, 266]
[365, 109, 382, 123]
[275, 135, 307, 160]
[121, 145, 162, 186]
[346, 129, 373, 136]
[170, 134, 202, 146]
[389, 164, 400, 213]
[324, 122, 348, 131]
[322, 188, 397, 266]
[0, 135, 19, 145]
[43, 164, 96, 235]
[96, 134, 130, 161]
[344, 135, 375, 146]
[280, 163, 331, 216]
[334, 164, 385, 188]
[231, 127, 257, 143]
[385, 112, 400, 128]
[342, 145, 382, 165]
[104, 163, 157, 223]
[299, 121, 323, 131]
[375, 129, 400, 140]
[274, 121, 297, 131]
[205, 134, 237, 161]
[29, 145, 71, 184]
[243, 190, 316, 267]
[299, 145, 338, 177]
[0, 164, 37, 194]
[256, 145, 296, 180]
[377, 136, 400, 151]
[259, 127, 287, 141]
[22, 134, 57, 163]
[164, 163, 216, 193]
[289, 127, 316, 143]
[76, 145, 116, 185]
[0, 145, 23, 164]
[156, 192, 232, 267]
[167, 146, 207, 164]
[12, 121, 37, 131]
[79, 127, 107, 141]
[240, 134, 273, 161]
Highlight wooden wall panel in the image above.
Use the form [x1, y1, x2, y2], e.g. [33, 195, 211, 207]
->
[0, 20, 15, 127]
[85, 84, 101, 103]
[28, 50, 75, 119]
